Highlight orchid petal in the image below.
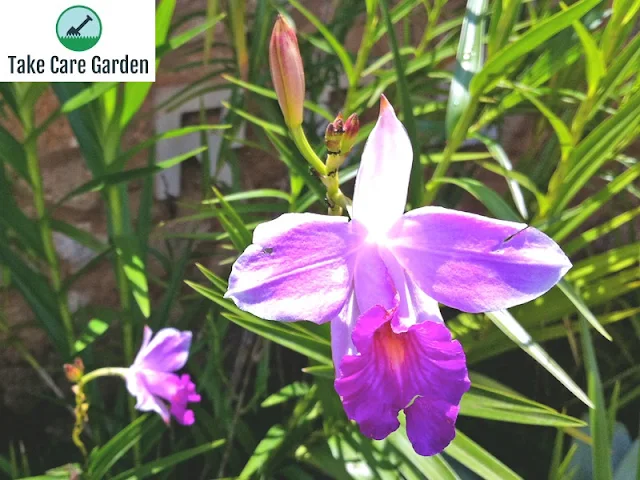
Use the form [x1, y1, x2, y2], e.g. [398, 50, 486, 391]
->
[354, 243, 396, 314]
[129, 370, 201, 426]
[406, 398, 461, 456]
[388, 207, 572, 313]
[334, 303, 469, 454]
[226, 213, 363, 323]
[352, 96, 413, 236]
[133, 328, 192, 372]
[331, 291, 359, 373]
[126, 371, 171, 424]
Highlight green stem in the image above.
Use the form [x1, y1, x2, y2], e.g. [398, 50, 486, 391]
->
[78, 367, 129, 388]
[22, 109, 75, 356]
[290, 125, 327, 176]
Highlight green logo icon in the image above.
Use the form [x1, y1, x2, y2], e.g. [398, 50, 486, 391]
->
[56, 6, 102, 52]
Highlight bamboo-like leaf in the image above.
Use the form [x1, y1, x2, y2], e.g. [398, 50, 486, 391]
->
[564, 206, 640, 255]
[109, 440, 224, 480]
[288, 0, 355, 82]
[379, 0, 422, 207]
[88, 416, 163, 480]
[388, 426, 461, 480]
[557, 279, 612, 341]
[114, 235, 150, 318]
[445, 430, 522, 480]
[485, 310, 593, 408]
[187, 281, 332, 364]
[460, 383, 586, 426]
[0, 125, 29, 182]
[430, 177, 521, 221]
[60, 83, 118, 114]
[474, 134, 528, 219]
[470, 0, 600, 95]
[56, 146, 207, 207]
[446, 0, 487, 138]
[555, 90, 640, 213]
[579, 314, 613, 480]
[550, 162, 640, 241]
[572, 19, 605, 96]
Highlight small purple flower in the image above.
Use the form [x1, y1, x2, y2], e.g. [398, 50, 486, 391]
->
[125, 326, 201, 426]
[225, 96, 571, 454]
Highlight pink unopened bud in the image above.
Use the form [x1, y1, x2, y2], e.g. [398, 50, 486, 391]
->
[269, 15, 305, 128]
[64, 358, 85, 383]
[325, 113, 344, 155]
[341, 113, 360, 153]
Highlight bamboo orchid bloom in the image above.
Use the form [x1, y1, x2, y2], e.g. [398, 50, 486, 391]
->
[225, 96, 571, 455]
[125, 326, 201, 426]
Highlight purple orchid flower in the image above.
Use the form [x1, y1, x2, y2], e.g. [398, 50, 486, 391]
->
[225, 96, 571, 455]
[125, 326, 201, 426]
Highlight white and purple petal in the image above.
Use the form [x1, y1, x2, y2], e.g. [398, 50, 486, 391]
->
[388, 207, 572, 313]
[226, 213, 363, 323]
[334, 301, 470, 455]
[132, 326, 192, 373]
[352, 96, 413, 237]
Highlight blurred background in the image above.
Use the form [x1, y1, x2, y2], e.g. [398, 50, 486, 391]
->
[0, 0, 638, 478]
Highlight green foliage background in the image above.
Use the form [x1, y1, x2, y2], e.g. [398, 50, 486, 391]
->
[0, 0, 638, 478]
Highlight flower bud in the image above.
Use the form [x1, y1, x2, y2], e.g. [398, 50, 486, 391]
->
[325, 113, 344, 155]
[340, 113, 360, 154]
[269, 15, 305, 128]
[64, 358, 85, 383]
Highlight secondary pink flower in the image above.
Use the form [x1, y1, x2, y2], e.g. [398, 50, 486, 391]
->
[225, 96, 571, 454]
[125, 326, 201, 426]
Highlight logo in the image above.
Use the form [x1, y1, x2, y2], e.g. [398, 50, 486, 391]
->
[56, 6, 102, 52]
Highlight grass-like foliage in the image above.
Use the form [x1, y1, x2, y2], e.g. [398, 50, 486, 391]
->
[0, 0, 638, 478]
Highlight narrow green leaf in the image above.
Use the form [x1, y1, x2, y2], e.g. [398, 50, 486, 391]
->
[485, 310, 593, 408]
[222, 74, 334, 121]
[572, 19, 606, 96]
[73, 316, 112, 354]
[579, 314, 613, 480]
[262, 382, 310, 407]
[186, 281, 332, 364]
[114, 235, 150, 318]
[238, 425, 286, 480]
[389, 425, 461, 480]
[109, 439, 224, 480]
[460, 383, 586, 426]
[61, 83, 118, 113]
[470, 0, 600, 95]
[430, 177, 521, 221]
[564, 205, 640, 255]
[445, 430, 522, 480]
[379, 0, 422, 207]
[557, 279, 612, 341]
[288, 0, 355, 82]
[89, 416, 163, 480]
[474, 134, 528, 219]
[551, 162, 640, 241]
[556, 90, 640, 213]
[0, 125, 29, 182]
[446, 0, 487, 137]
[56, 146, 207, 207]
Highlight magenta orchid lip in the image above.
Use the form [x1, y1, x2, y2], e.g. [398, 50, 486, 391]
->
[224, 97, 571, 456]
